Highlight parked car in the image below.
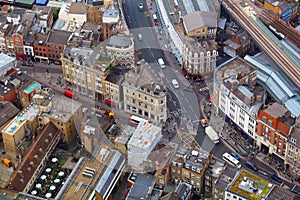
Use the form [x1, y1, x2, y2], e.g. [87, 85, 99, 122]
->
[246, 161, 258, 171]
[230, 152, 240, 161]
[271, 174, 283, 183]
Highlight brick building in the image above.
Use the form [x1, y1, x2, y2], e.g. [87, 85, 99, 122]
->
[256, 102, 295, 159]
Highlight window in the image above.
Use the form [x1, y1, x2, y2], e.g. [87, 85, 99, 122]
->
[262, 116, 266, 122]
[268, 120, 273, 127]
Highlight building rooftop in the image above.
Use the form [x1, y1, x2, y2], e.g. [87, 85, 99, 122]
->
[103, 9, 119, 23]
[207, 158, 225, 178]
[10, 122, 60, 192]
[0, 81, 15, 97]
[0, 101, 19, 128]
[127, 120, 161, 150]
[46, 30, 72, 45]
[0, 53, 16, 74]
[41, 94, 81, 123]
[184, 148, 210, 172]
[215, 57, 257, 86]
[215, 165, 237, 189]
[3, 103, 40, 135]
[63, 145, 125, 200]
[69, 3, 86, 14]
[63, 46, 113, 70]
[263, 102, 288, 119]
[267, 185, 300, 200]
[127, 173, 156, 200]
[289, 122, 300, 148]
[227, 169, 274, 200]
[106, 34, 133, 49]
[183, 11, 218, 32]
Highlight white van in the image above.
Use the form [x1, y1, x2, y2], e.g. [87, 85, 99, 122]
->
[158, 58, 165, 69]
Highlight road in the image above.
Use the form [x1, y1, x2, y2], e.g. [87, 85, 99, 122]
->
[123, 0, 299, 188]
[124, 0, 201, 133]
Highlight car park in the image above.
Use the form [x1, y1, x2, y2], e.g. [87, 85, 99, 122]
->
[246, 161, 258, 171]
[230, 152, 240, 161]
[172, 79, 179, 89]
[271, 174, 283, 183]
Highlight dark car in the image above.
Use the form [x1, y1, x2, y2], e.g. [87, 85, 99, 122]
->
[291, 189, 300, 196]
[246, 161, 258, 171]
[271, 174, 283, 183]
[230, 152, 240, 161]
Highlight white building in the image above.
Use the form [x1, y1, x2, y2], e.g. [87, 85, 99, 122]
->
[127, 120, 162, 169]
[0, 53, 17, 77]
[218, 78, 265, 140]
[102, 9, 119, 24]
[58, 3, 87, 26]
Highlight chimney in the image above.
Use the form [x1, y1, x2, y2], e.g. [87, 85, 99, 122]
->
[174, 192, 178, 197]
[135, 62, 140, 74]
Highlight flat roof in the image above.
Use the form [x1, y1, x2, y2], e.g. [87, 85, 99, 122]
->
[3, 103, 40, 135]
[24, 82, 39, 94]
[127, 120, 161, 150]
[41, 95, 81, 123]
[228, 169, 273, 200]
[106, 34, 133, 49]
[0, 101, 19, 127]
[0, 53, 15, 68]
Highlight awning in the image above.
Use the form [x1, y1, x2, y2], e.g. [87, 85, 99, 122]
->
[105, 99, 115, 106]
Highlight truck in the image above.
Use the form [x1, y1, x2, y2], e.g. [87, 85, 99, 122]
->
[205, 126, 220, 144]
[64, 90, 78, 100]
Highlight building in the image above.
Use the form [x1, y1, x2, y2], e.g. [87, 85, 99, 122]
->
[127, 120, 162, 169]
[213, 57, 257, 110]
[264, 0, 298, 22]
[2, 97, 40, 155]
[46, 30, 72, 63]
[176, 24, 218, 76]
[212, 166, 236, 200]
[39, 93, 82, 144]
[0, 53, 17, 77]
[62, 145, 126, 200]
[126, 173, 162, 200]
[223, 30, 252, 57]
[9, 122, 60, 192]
[58, 3, 87, 26]
[0, 101, 19, 136]
[12, 12, 35, 61]
[0, 79, 17, 103]
[104, 66, 128, 109]
[123, 64, 167, 124]
[182, 11, 218, 39]
[225, 169, 274, 200]
[267, 185, 300, 200]
[256, 102, 295, 159]
[160, 182, 192, 200]
[284, 117, 300, 175]
[61, 46, 114, 100]
[18, 80, 40, 108]
[170, 148, 212, 193]
[204, 158, 226, 196]
[102, 8, 119, 41]
[106, 34, 134, 66]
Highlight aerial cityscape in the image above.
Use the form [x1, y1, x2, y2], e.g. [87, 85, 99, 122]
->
[0, 0, 299, 199]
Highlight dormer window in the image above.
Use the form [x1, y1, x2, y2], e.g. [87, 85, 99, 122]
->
[291, 137, 297, 144]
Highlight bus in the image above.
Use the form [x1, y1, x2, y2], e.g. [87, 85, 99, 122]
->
[152, 14, 158, 25]
[222, 152, 242, 168]
[128, 114, 148, 127]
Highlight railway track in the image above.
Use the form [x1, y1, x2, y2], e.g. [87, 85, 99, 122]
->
[259, 10, 300, 49]
[222, 0, 300, 87]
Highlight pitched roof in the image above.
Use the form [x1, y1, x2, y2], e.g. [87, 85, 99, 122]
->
[10, 122, 60, 192]
[183, 11, 218, 32]
[0, 101, 19, 127]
